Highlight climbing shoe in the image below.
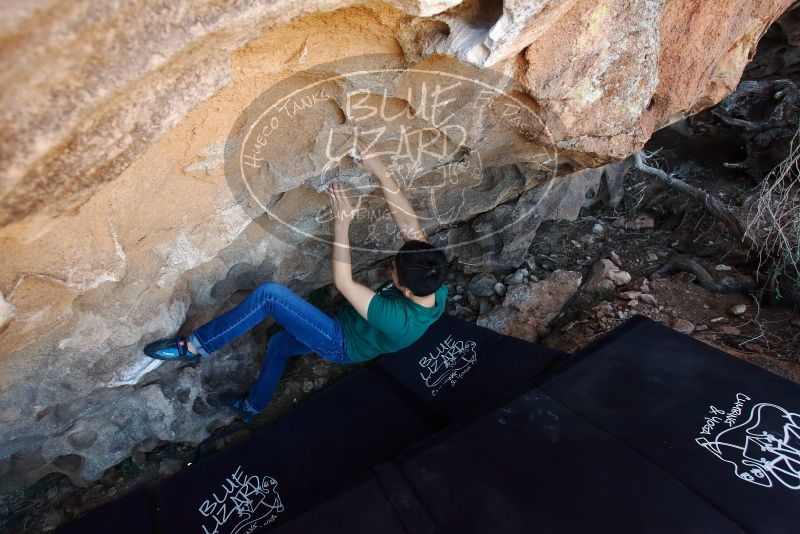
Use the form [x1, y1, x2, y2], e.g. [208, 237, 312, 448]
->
[218, 393, 260, 424]
[143, 335, 201, 362]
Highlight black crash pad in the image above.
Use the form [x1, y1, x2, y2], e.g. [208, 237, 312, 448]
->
[397, 389, 743, 533]
[377, 313, 565, 420]
[55, 489, 155, 534]
[152, 423, 313, 533]
[270, 477, 409, 534]
[276, 366, 439, 497]
[542, 316, 800, 533]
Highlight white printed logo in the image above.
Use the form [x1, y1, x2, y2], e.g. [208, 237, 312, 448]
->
[418, 334, 477, 397]
[696, 393, 800, 490]
[199, 465, 284, 534]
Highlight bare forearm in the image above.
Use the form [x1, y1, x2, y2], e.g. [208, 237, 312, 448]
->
[332, 220, 354, 287]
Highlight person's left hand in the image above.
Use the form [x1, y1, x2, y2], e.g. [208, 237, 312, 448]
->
[327, 181, 363, 225]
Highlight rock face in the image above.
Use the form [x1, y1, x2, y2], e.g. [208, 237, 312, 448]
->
[0, 0, 792, 490]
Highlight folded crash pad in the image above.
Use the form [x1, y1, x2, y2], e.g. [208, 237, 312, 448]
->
[55, 489, 155, 534]
[377, 313, 565, 420]
[269, 477, 409, 534]
[276, 366, 439, 497]
[397, 389, 743, 533]
[152, 423, 313, 533]
[542, 316, 800, 533]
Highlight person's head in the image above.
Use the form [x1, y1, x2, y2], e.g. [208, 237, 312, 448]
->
[390, 239, 448, 297]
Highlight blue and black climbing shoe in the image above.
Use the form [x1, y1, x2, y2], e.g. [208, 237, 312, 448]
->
[143, 335, 201, 362]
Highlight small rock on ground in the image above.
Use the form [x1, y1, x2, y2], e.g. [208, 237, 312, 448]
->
[729, 304, 746, 316]
[672, 318, 695, 334]
[468, 273, 498, 297]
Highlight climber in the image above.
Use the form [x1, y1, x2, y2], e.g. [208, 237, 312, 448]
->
[143, 137, 449, 422]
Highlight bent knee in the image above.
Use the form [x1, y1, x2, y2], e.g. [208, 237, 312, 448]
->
[255, 281, 287, 295]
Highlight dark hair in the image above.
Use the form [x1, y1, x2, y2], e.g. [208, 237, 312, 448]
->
[394, 240, 448, 296]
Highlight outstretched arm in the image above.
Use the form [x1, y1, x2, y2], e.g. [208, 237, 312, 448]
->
[355, 138, 427, 243]
[328, 181, 375, 320]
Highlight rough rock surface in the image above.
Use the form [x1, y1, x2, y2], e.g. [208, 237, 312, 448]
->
[477, 270, 582, 341]
[0, 0, 793, 490]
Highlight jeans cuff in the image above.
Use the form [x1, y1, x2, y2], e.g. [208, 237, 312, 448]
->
[187, 332, 211, 357]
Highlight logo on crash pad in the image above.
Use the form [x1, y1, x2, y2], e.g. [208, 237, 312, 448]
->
[418, 334, 477, 397]
[696, 393, 800, 490]
[198, 465, 284, 534]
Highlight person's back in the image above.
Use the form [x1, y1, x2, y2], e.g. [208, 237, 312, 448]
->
[335, 240, 449, 362]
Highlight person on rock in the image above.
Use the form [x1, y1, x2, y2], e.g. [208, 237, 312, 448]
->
[143, 138, 448, 422]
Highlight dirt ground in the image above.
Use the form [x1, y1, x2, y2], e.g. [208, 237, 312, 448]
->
[532, 138, 800, 381]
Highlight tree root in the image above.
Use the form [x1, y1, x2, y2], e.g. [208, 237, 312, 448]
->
[648, 255, 755, 294]
[633, 152, 757, 250]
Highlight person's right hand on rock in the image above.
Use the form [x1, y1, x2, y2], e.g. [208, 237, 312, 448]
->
[353, 137, 386, 177]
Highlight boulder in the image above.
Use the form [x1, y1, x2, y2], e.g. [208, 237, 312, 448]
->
[477, 270, 582, 342]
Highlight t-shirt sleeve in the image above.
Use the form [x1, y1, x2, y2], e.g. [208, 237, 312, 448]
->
[367, 293, 408, 334]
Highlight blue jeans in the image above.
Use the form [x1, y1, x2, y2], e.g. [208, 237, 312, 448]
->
[187, 281, 349, 411]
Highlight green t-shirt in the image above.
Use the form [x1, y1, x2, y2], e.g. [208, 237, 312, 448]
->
[334, 279, 448, 362]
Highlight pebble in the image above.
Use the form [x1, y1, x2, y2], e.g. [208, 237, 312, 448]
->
[710, 316, 725, 323]
[454, 304, 476, 318]
[619, 291, 642, 300]
[609, 251, 622, 267]
[672, 318, 695, 334]
[647, 252, 658, 262]
[592, 223, 605, 234]
[719, 326, 741, 335]
[468, 273, 498, 297]
[715, 264, 732, 271]
[503, 270, 526, 286]
[608, 269, 632, 286]
[729, 304, 746, 316]
[639, 294, 657, 306]
[494, 282, 507, 297]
